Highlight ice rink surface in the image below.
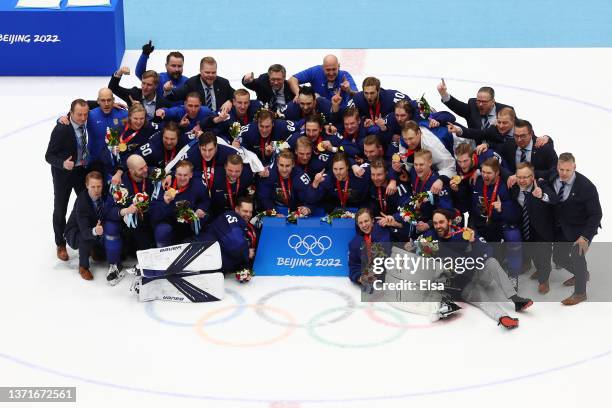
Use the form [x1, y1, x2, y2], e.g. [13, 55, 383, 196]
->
[1, 48, 611, 407]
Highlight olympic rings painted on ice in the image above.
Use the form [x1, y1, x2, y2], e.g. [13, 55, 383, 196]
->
[144, 288, 246, 327]
[364, 303, 458, 330]
[307, 305, 408, 348]
[287, 234, 332, 256]
[255, 286, 356, 328]
[195, 304, 296, 347]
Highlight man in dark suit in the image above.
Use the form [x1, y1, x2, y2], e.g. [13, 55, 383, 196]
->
[437, 81, 513, 130]
[64, 171, 107, 281]
[166, 56, 235, 114]
[242, 64, 295, 111]
[550, 153, 602, 305]
[45, 99, 91, 262]
[511, 163, 558, 294]
[501, 118, 558, 187]
[108, 67, 171, 121]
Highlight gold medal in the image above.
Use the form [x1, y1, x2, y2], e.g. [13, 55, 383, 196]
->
[462, 228, 474, 241]
[392, 153, 401, 162]
[167, 188, 177, 199]
[113, 118, 119, 125]
[451, 175, 462, 185]
[118, 143, 127, 152]
[317, 142, 325, 152]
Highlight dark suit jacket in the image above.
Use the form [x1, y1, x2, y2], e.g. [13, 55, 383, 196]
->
[443, 96, 512, 130]
[64, 190, 101, 246]
[500, 136, 558, 180]
[510, 181, 558, 241]
[45, 122, 79, 179]
[242, 73, 295, 108]
[457, 124, 507, 147]
[108, 75, 171, 110]
[550, 171, 602, 242]
[167, 74, 235, 109]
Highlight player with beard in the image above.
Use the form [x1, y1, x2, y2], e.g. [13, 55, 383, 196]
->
[155, 92, 214, 133]
[310, 152, 370, 212]
[150, 160, 210, 247]
[425, 209, 533, 329]
[257, 150, 314, 215]
[135, 43, 188, 104]
[470, 158, 522, 287]
[199, 89, 263, 141]
[234, 109, 296, 166]
[208, 154, 254, 217]
[138, 122, 190, 170]
[280, 85, 336, 125]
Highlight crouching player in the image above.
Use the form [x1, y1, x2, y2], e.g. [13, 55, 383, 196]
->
[103, 155, 155, 285]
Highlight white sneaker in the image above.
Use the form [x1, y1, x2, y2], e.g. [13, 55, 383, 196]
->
[106, 264, 125, 286]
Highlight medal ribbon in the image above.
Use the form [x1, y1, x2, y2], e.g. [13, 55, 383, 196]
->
[483, 177, 500, 219]
[278, 174, 292, 206]
[226, 176, 240, 208]
[202, 158, 216, 194]
[336, 178, 349, 207]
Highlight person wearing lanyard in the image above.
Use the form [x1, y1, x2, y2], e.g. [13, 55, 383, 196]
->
[469, 157, 523, 288]
[348, 208, 391, 288]
[150, 160, 210, 247]
[207, 154, 254, 217]
[103, 155, 155, 286]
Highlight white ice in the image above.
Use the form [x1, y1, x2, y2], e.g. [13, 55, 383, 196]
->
[0, 48, 611, 408]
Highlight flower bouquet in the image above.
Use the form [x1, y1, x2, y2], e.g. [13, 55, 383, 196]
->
[111, 184, 129, 206]
[320, 208, 355, 224]
[415, 236, 439, 257]
[229, 121, 242, 140]
[235, 268, 254, 283]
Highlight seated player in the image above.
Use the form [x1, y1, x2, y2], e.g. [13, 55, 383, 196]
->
[155, 92, 214, 132]
[348, 208, 391, 287]
[64, 171, 107, 281]
[150, 160, 210, 247]
[103, 155, 155, 285]
[257, 150, 314, 215]
[208, 154, 254, 217]
[200, 89, 263, 140]
[425, 209, 533, 329]
[200, 196, 257, 273]
[310, 152, 370, 212]
[235, 109, 296, 166]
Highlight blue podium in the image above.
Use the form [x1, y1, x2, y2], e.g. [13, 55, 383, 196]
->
[0, 0, 124, 76]
[253, 217, 355, 277]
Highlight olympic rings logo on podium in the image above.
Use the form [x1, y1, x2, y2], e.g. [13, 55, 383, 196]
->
[287, 234, 332, 256]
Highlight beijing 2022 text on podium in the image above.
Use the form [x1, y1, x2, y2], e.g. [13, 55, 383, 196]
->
[0, 0, 125, 76]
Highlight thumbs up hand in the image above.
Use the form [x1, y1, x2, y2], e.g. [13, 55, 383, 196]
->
[532, 179, 543, 199]
[493, 195, 502, 212]
[63, 155, 74, 170]
[94, 220, 104, 236]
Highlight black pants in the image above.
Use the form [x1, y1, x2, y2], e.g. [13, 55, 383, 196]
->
[553, 227, 588, 295]
[65, 230, 104, 269]
[52, 166, 87, 246]
[523, 229, 553, 284]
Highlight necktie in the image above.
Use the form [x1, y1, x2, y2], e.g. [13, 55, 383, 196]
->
[94, 199, 103, 219]
[520, 148, 527, 163]
[481, 115, 490, 129]
[205, 87, 213, 110]
[558, 181, 567, 201]
[78, 126, 88, 165]
[521, 190, 530, 241]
